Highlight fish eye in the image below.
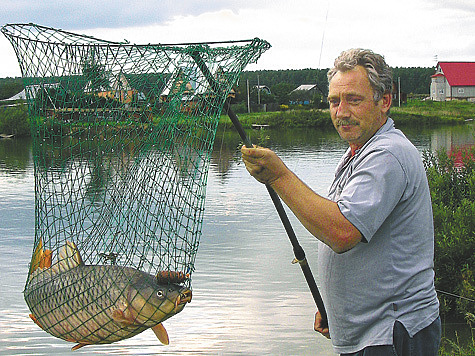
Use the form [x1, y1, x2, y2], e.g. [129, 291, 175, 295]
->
[156, 290, 164, 298]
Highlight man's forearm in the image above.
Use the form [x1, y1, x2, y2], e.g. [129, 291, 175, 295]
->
[271, 170, 362, 253]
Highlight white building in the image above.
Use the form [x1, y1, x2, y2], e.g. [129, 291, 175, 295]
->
[430, 62, 475, 102]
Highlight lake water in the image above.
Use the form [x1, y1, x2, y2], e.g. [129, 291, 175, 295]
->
[0, 122, 473, 355]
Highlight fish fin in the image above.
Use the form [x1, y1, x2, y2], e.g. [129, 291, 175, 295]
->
[29, 313, 44, 330]
[111, 309, 135, 326]
[71, 343, 88, 351]
[29, 239, 44, 275]
[58, 241, 83, 271]
[156, 270, 190, 284]
[40, 249, 52, 268]
[152, 323, 169, 345]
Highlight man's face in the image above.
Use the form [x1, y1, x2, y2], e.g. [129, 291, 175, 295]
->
[328, 65, 391, 150]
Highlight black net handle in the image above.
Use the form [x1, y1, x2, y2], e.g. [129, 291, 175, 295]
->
[191, 51, 328, 328]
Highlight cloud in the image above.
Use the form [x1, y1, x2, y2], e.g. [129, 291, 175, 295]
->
[0, 0, 473, 78]
[0, 0, 272, 30]
[424, 0, 475, 13]
[78, 4, 329, 70]
[2, 0, 182, 29]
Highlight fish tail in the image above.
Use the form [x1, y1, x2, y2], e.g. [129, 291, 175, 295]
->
[71, 342, 88, 351]
[29, 239, 43, 274]
[40, 249, 52, 269]
[29, 313, 45, 330]
[29, 239, 52, 275]
[58, 241, 83, 271]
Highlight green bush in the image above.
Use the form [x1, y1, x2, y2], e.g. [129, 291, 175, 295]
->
[0, 104, 30, 136]
[423, 146, 475, 319]
[439, 313, 475, 355]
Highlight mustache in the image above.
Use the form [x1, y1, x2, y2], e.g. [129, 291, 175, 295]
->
[336, 119, 359, 127]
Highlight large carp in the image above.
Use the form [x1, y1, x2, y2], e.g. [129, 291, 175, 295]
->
[25, 240, 192, 350]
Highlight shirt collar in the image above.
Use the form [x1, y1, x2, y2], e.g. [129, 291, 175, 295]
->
[337, 117, 394, 172]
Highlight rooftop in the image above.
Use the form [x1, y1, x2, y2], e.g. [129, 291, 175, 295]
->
[434, 62, 475, 86]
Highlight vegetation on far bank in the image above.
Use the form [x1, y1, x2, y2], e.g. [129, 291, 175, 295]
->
[1, 99, 474, 138]
[0, 67, 434, 102]
[391, 99, 475, 125]
[0, 77, 23, 100]
[0, 104, 30, 136]
[220, 99, 473, 129]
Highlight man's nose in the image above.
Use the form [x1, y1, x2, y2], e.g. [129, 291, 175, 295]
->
[336, 100, 350, 118]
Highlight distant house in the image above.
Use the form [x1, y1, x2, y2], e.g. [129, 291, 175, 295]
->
[291, 84, 318, 94]
[430, 62, 475, 101]
[160, 68, 199, 111]
[255, 85, 271, 95]
[4, 89, 26, 101]
[94, 73, 138, 104]
[290, 84, 319, 105]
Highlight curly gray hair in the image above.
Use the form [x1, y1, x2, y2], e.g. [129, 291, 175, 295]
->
[327, 49, 393, 103]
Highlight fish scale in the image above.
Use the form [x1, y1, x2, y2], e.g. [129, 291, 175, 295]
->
[25, 254, 188, 347]
[26, 265, 150, 343]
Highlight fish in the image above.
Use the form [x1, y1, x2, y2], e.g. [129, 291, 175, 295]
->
[25, 240, 192, 350]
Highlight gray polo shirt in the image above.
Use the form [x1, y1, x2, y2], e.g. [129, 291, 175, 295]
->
[318, 118, 439, 354]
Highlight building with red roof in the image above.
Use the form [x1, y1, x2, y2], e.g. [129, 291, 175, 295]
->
[430, 62, 475, 101]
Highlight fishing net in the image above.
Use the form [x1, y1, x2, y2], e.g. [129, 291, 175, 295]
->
[2, 23, 270, 347]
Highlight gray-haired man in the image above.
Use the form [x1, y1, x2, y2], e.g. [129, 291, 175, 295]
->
[241, 49, 440, 355]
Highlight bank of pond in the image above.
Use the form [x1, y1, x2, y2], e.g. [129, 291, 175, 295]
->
[220, 100, 474, 129]
[1, 100, 474, 138]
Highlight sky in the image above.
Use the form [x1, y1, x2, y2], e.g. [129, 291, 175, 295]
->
[1, 0, 474, 78]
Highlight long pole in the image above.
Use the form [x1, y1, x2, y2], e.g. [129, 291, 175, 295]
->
[257, 74, 261, 105]
[191, 51, 328, 328]
[398, 77, 401, 107]
[247, 79, 250, 113]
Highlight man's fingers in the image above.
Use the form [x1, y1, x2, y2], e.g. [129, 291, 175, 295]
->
[314, 312, 330, 339]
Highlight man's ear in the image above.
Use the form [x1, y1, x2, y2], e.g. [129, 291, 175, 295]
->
[381, 92, 392, 114]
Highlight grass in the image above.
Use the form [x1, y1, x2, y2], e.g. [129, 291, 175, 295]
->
[391, 99, 474, 125]
[220, 99, 474, 128]
[439, 313, 474, 355]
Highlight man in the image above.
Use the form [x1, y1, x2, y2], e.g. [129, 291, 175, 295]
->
[241, 49, 440, 355]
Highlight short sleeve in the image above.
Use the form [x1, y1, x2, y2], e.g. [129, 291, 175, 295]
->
[337, 149, 407, 242]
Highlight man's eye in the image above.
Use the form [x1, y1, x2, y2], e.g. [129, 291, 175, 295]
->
[348, 98, 362, 104]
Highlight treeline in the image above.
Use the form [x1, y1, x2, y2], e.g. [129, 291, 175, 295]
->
[0, 77, 23, 100]
[392, 67, 435, 94]
[0, 67, 434, 102]
[236, 67, 434, 104]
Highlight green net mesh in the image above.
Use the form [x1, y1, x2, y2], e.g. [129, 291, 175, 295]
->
[2, 23, 270, 347]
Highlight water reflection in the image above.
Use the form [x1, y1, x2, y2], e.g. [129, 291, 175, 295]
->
[0, 137, 32, 174]
[0, 123, 473, 355]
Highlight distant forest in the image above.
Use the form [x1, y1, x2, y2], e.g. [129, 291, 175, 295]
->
[0, 67, 434, 101]
[238, 67, 434, 99]
[0, 77, 23, 100]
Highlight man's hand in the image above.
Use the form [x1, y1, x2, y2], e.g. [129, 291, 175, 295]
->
[241, 145, 289, 186]
[314, 311, 330, 339]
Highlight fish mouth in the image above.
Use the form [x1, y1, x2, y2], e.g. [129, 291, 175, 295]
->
[174, 289, 192, 313]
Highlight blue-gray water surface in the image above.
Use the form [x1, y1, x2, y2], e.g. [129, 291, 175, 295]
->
[0, 123, 473, 355]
